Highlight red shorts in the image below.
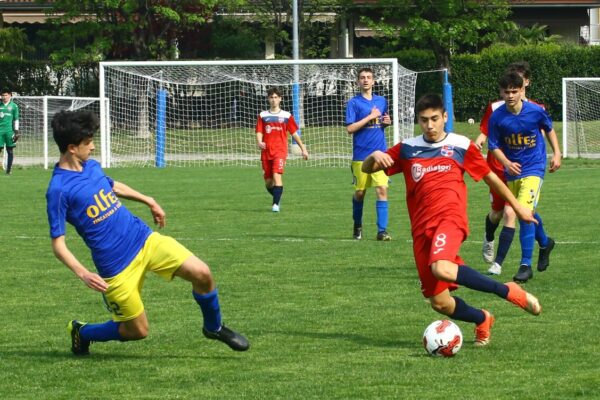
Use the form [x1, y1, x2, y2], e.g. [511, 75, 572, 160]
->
[487, 154, 507, 212]
[262, 157, 286, 179]
[412, 220, 466, 298]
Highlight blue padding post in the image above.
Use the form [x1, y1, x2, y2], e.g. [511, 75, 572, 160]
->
[156, 89, 167, 168]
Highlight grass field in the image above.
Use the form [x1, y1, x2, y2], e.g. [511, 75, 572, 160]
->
[1, 157, 599, 399]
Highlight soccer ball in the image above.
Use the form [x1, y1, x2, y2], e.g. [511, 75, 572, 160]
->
[467, 118, 475, 125]
[422, 320, 463, 357]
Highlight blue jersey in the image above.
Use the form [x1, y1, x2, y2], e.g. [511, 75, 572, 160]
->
[487, 101, 553, 180]
[46, 160, 153, 278]
[345, 93, 388, 161]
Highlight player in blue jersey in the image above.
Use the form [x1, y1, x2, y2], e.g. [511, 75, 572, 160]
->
[46, 110, 249, 355]
[488, 72, 561, 283]
[345, 67, 392, 241]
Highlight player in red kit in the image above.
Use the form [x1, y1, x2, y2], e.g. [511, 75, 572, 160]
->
[256, 87, 308, 212]
[362, 94, 542, 347]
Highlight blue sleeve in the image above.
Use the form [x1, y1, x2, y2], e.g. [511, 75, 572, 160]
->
[345, 99, 356, 126]
[539, 108, 553, 132]
[487, 115, 500, 151]
[46, 185, 67, 238]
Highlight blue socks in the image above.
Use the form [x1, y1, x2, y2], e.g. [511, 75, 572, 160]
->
[272, 186, 283, 205]
[266, 185, 274, 195]
[485, 214, 500, 242]
[376, 200, 388, 233]
[455, 265, 509, 298]
[352, 197, 363, 227]
[495, 226, 515, 265]
[193, 289, 222, 333]
[79, 320, 122, 342]
[519, 220, 535, 266]
[534, 212, 549, 247]
[451, 296, 485, 325]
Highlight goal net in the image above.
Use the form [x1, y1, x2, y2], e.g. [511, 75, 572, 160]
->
[562, 78, 600, 158]
[100, 59, 417, 168]
[8, 96, 105, 169]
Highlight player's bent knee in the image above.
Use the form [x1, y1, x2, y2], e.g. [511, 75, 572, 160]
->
[120, 321, 149, 340]
[430, 298, 453, 316]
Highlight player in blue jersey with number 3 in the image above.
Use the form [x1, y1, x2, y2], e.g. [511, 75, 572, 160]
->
[346, 67, 392, 241]
[46, 110, 249, 355]
[488, 72, 561, 283]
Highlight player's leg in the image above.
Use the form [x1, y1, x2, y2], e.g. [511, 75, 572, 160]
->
[482, 191, 502, 263]
[5, 145, 14, 175]
[262, 158, 276, 210]
[373, 171, 391, 241]
[488, 204, 517, 275]
[270, 158, 285, 212]
[351, 161, 368, 239]
[535, 212, 555, 272]
[511, 177, 542, 282]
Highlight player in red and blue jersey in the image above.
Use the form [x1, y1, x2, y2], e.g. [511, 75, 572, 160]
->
[346, 67, 392, 241]
[488, 72, 561, 283]
[362, 94, 541, 347]
[47, 110, 249, 355]
[256, 87, 308, 212]
[475, 61, 545, 276]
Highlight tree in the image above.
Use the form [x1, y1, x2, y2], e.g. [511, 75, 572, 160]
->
[43, 0, 244, 61]
[0, 27, 34, 59]
[359, 0, 517, 70]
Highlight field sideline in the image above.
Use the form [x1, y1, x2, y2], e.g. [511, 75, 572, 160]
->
[1, 158, 598, 399]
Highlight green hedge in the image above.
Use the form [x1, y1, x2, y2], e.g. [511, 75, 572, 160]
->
[388, 44, 600, 121]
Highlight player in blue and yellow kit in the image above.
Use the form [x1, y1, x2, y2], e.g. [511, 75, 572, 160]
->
[488, 72, 561, 283]
[345, 68, 392, 241]
[46, 111, 249, 355]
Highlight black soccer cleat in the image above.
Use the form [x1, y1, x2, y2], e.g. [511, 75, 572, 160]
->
[68, 320, 90, 356]
[537, 237, 555, 272]
[203, 325, 250, 352]
[353, 225, 362, 240]
[376, 231, 392, 241]
[513, 264, 533, 283]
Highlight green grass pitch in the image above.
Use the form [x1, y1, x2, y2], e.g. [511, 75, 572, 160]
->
[1, 157, 599, 399]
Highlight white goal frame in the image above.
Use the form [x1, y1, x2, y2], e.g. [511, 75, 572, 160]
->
[99, 59, 417, 168]
[562, 77, 600, 158]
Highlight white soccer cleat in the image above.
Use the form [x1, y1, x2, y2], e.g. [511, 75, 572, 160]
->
[482, 237, 495, 263]
[272, 204, 280, 212]
[487, 262, 502, 276]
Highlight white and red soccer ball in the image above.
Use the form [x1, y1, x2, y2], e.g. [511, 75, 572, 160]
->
[423, 320, 463, 357]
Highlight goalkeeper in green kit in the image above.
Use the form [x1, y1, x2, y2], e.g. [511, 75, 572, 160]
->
[0, 89, 20, 175]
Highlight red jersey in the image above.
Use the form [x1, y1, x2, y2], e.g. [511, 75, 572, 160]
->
[255, 110, 298, 160]
[480, 98, 544, 177]
[385, 134, 490, 237]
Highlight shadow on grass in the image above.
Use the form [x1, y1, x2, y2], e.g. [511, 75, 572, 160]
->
[269, 329, 416, 350]
[0, 348, 241, 361]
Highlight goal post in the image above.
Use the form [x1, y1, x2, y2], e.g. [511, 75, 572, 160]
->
[10, 96, 107, 169]
[99, 59, 418, 168]
[562, 77, 600, 158]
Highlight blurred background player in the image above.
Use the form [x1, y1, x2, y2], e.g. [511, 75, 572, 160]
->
[0, 89, 20, 175]
[475, 61, 544, 276]
[488, 72, 560, 283]
[362, 94, 541, 347]
[256, 87, 308, 212]
[345, 67, 392, 241]
[47, 110, 249, 355]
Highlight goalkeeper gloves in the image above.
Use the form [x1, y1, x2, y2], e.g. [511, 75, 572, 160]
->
[12, 131, 20, 143]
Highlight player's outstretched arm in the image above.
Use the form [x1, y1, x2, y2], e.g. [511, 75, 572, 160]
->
[362, 150, 393, 173]
[113, 181, 166, 228]
[51, 236, 108, 292]
[291, 133, 309, 160]
[474, 133, 487, 150]
[546, 128, 562, 173]
[483, 172, 536, 224]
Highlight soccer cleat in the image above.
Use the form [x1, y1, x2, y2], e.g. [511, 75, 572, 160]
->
[271, 204, 280, 212]
[537, 237, 555, 272]
[376, 231, 392, 241]
[353, 225, 362, 240]
[482, 237, 495, 263]
[487, 261, 502, 276]
[513, 264, 533, 283]
[505, 282, 542, 315]
[202, 324, 250, 351]
[68, 320, 90, 355]
[474, 310, 495, 347]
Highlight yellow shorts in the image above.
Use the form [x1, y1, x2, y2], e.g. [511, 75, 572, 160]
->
[351, 161, 389, 191]
[102, 232, 193, 321]
[508, 176, 543, 211]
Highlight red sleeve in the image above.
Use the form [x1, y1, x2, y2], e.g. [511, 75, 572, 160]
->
[287, 115, 299, 134]
[255, 115, 263, 133]
[479, 103, 493, 136]
[384, 143, 403, 176]
[464, 142, 491, 182]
